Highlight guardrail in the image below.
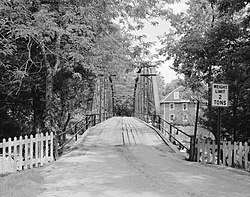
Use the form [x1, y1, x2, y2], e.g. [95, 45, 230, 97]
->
[135, 113, 195, 160]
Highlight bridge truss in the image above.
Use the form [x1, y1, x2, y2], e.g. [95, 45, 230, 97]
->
[133, 64, 160, 118]
[91, 74, 115, 121]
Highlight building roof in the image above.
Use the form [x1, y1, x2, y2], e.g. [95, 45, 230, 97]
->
[160, 86, 190, 104]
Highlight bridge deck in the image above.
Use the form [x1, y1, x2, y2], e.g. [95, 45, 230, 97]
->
[91, 117, 166, 147]
[39, 117, 250, 197]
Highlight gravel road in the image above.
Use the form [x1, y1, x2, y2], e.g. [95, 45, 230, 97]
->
[39, 117, 250, 197]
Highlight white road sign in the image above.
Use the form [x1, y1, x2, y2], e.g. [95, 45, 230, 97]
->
[212, 83, 229, 107]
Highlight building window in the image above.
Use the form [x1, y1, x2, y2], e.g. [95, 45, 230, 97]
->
[169, 114, 175, 122]
[182, 103, 188, 111]
[174, 92, 179, 99]
[169, 103, 175, 111]
[183, 114, 188, 122]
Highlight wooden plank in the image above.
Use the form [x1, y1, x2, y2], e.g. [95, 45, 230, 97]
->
[239, 142, 242, 167]
[24, 135, 28, 170]
[8, 138, 12, 172]
[201, 140, 205, 164]
[122, 128, 129, 145]
[13, 137, 18, 171]
[228, 141, 232, 166]
[30, 135, 34, 168]
[112, 127, 123, 146]
[196, 140, 200, 162]
[127, 128, 136, 145]
[131, 128, 141, 145]
[212, 140, 216, 164]
[35, 134, 39, 167]
[45, 133, 49, 164]
[19, 136, 23, 171]
[222, 141, 226, 165]
[206, 140, 210, 163]
[40, 133, 44, 167]
[2, 139, 6, 173]
[244, 142, 248, 170]
[233, 142, 237, 167]
[50, 132, 54, 162]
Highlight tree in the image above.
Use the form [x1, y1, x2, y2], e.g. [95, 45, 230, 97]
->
[162, 78, 184, 96]
[158, 0, 250, 142]
[0, 0, 184, 140]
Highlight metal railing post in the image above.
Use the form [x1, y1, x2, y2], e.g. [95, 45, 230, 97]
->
[85, 116, 89, 131]
[158, 116, 161, 130]
[94, 114, 96, 126]
[75, 124, 78, 141]
[170, 125, 172, 142]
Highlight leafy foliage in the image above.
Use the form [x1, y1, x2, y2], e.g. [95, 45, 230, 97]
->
[158, 0, 250, 142]
[0, 0, 179, 139]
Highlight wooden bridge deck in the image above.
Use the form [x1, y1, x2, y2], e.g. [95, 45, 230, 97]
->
[91, 117, 166, 147]
[39, 117, 250, 197]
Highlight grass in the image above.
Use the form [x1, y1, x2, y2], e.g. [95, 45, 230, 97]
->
[0, 169, 43, 197]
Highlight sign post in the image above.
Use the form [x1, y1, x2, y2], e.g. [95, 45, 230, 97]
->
[212, 83, 229, 165]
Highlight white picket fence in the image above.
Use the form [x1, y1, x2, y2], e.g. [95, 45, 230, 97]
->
[0, 132, 54, 174]
[196, 139, 250, 171]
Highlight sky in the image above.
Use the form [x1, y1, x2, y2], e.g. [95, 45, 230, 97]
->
[135, 1, 189, 84]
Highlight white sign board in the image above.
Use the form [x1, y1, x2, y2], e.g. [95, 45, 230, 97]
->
[212, 83, 229, 107]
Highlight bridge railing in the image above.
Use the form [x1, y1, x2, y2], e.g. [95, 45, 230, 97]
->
[136, 113, 195, 160]
[55, 112, 112, 159]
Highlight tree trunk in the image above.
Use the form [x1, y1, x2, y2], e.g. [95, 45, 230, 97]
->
[32, 85, 43, 135]
[109, 76, 115, 116]
[41, 42, 54, 132]
[42, 32, 62, 133]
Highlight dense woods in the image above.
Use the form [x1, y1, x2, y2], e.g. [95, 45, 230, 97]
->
[159, 0, 250, 142]
[0, 0, 174, 140]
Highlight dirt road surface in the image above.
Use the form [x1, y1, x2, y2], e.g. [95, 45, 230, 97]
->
[39, 117, 250, 197]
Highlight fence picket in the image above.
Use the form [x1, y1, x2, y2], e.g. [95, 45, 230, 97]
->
[212, 140, 216, 164]
[196, 140, 200, 162]
[8, 138, 12, 172]
[13, 137, 18, 171]
[35, 134, 39, 167]
[201, 140, 205, 164]
[239, 142, 242, 166]
[222, 141, 226, 165]
[50, 132, 53, 162]
[228, 141, 232, 166]
[40, 133, 44, 167]
[30, 135, 34, 168]
[206, 140, 210, 163]
[233, 142, 237, 167]
[19, 136, 23, 171]
[45, 133, 49, 164]
[244, 142, 248, 170]
[2, 139, 6, 173]
[24, 135, 28, 170]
